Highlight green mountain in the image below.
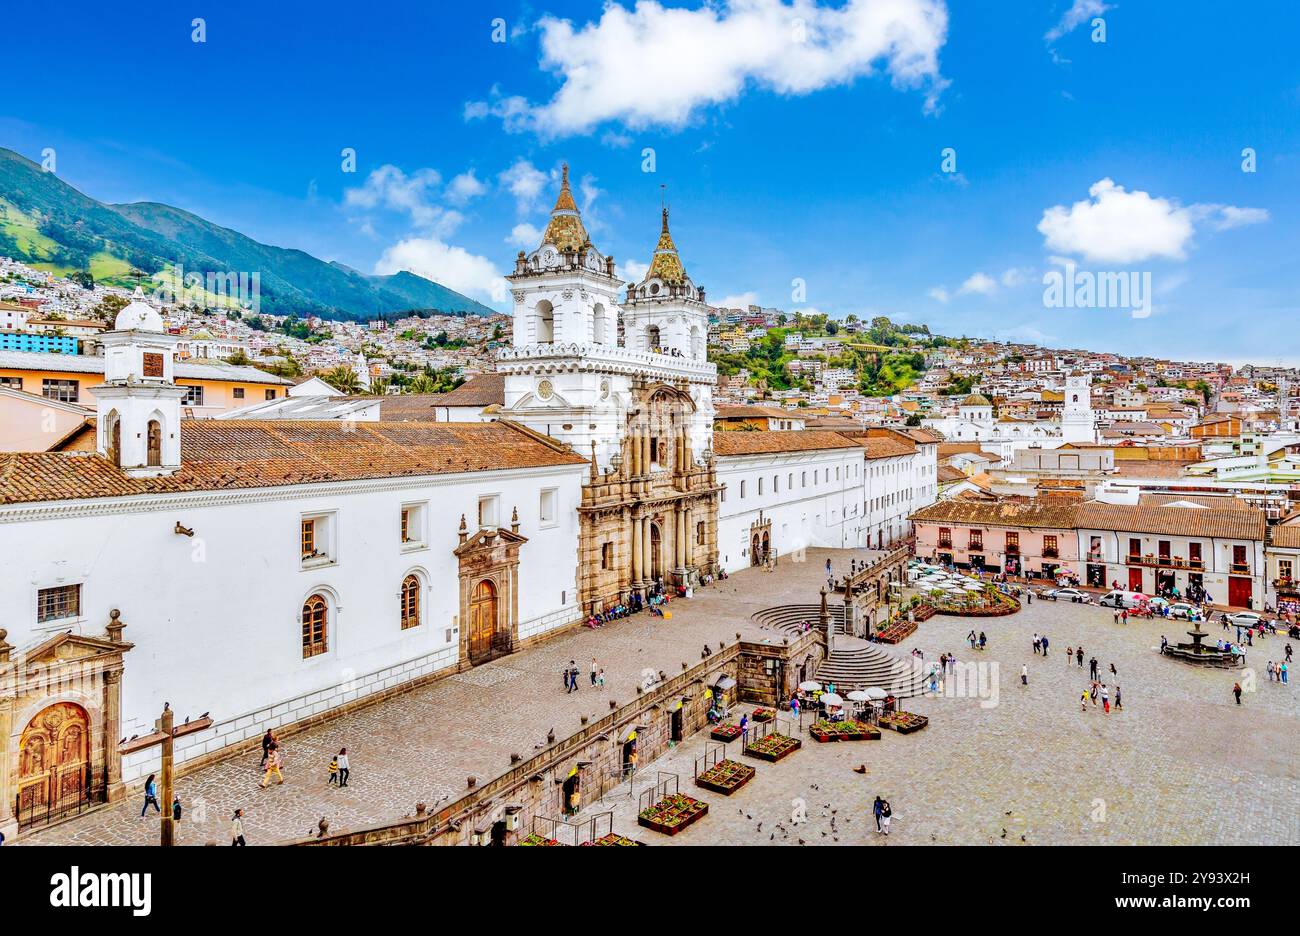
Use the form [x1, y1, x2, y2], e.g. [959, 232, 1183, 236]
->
[0, 147, 496, 320]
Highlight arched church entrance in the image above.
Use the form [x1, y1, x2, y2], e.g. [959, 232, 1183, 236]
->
[17, 702, 90, 829]
[468, 579, 500, 665]
[650, 523, 662, 580]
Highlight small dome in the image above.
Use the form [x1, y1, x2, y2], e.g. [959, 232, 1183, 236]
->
[960, 393, 992, 407]
[115, 288, 164, 332]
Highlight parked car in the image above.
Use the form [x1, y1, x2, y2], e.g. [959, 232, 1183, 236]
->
[1167, 602, 1196, 619]
[1044, 587, 1087, 603]
[1225, 611, 1262, 628]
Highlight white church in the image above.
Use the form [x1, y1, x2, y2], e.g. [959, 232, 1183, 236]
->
[922, 375, 1096, 455]
[0, 167, 936, 837]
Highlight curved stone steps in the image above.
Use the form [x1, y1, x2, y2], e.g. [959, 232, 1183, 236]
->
[752, 604, 930, 697]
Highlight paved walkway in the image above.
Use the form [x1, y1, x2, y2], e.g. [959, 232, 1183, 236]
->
[20, 547, 877, 845]
[594, 594, 1300, 845]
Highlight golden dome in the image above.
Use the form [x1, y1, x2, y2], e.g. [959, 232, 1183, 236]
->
[645, 207, 687, 285]
[540, 163, 589, 253]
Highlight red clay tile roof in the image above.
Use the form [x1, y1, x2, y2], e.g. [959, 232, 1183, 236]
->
[1075, 499, 1265, 540]
[714, 404, 800, 420]
[424, 373, 506, 408]
[863, 436, 917, 459]
[711, 430, 865, 457]
[0, 419, 587, 505]
[910, 498, 1081, 529]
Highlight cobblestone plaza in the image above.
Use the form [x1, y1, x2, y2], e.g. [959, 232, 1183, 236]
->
[20, 549, 1299, 846]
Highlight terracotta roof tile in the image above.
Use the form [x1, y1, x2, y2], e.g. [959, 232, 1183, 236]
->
[711, 430, 865, 457]
[910, 498, 1080, 529]
[0, 420, 587, 506]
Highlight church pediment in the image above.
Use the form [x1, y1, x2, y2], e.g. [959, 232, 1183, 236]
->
[454, 526, 529, 559]
[17, 631, 133, 669]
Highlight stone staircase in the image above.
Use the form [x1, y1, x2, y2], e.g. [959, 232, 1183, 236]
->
[751, 604, 929, 697]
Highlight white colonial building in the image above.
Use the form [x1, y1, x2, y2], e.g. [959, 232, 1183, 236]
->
[923, 374, 1096, 455]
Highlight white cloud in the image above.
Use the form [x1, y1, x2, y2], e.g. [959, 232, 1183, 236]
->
[374, 237, 507, 305]
[715, 291, 760, 310]
[927, 286, 949, 303]
[499, 158, 550, 213]
[1045, 0, 1111, 43]
[958, 272, 997, 296]
[619, 259, 649, 282]
[446, 170, 488, 206]
[1000, 267, 1030, 287]
[469, 0, 949, 137]
[1038, 178, 1267, 264]
[507, 222, 543, 249]
[343, 164, 465, 236]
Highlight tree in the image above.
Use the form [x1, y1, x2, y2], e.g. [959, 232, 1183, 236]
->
[92, 294, 129, 322]
[321, 366, 362, 395]
[226, 349, 252, 366]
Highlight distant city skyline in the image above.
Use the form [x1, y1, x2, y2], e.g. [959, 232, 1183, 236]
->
[3, 0, 1296, 364]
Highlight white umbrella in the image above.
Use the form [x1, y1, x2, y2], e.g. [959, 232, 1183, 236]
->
[799, 680, 822, 692]
[864, 687, 888, 699]
[820, 692, 844, 707]
[846, 690, 872, 702]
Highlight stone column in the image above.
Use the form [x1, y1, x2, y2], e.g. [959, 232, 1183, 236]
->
[684, 505, 693, 568]
[103, 669, 125, 802]
[641, 426, 651, 474]
[642, 517, 653, 584]
[631, 516, 643, 585]
[0, 694, 12, 840]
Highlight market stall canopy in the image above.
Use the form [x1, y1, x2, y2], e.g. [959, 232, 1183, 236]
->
[712, 674, 737, 691]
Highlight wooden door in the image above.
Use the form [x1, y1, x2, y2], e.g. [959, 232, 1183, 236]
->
[1128, 567, 1144, 591]
[17, 702, 89, 827]
[1228, 576, 1252, 609]
[469, 580, 499, 663]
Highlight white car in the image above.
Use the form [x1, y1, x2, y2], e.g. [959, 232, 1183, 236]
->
[1044, 587, 1087, 602]
[1167, 602, 1196, 620]
[1225, 611, 1262, 628]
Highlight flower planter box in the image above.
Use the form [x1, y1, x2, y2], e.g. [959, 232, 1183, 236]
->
[750, 707, 777, 723]
[879, 711, 929, 734]
[809, 719, 880, 742]
[710, 723, 742, 742]
[581, 833, 645, 846]
[876, 620, 918, 644]
[913, 604, 937, 622]
[518, 833, 565, 846]
[638, 794, 709, 836]
[743, 733, 802, 762]
[694, 758, 757, 795]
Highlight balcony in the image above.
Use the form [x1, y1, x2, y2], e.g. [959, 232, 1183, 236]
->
[1230, 562, 1250, 575]
[1042, 547, 1059, 559]
[1274, 577, 1299, 596]
[1126, 554, 1204, 571]
[1086, 551, 1105, 563]
[937, 538, 953, 549]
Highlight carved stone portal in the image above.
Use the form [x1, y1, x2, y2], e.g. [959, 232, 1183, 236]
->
[455, 522, 527, 666]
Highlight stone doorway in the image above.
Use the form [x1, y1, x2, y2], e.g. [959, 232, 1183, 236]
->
[468, 580, 502, 665]
[17, 702, 90, 830]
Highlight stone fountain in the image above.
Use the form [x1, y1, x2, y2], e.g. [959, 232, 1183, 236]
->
[1161, 616, 1239, 668]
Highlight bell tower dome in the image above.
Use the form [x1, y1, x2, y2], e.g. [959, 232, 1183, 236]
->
[92, 288, 188, 477]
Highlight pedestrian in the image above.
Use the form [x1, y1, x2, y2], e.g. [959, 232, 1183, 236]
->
[597, 668, 606, 689]
[1109, 662, 1117, 677]
[1066, 645, 1073, 664]
[261, 743, 284, 787]
[873, 795, 884, 832]
[1089, 656, 1098, 680]
[231, 808, 247, 846]
[590, 657, 598, 687]
[1113, 610, 1120, 626]
[566, 660, 578, 693]
[328, 754, 340, 786]
[1233, 681, 1243, 705]
[790, 694, 800, 719]
[1027, 590, 1033, 605]
[1080, 689, 1089, 712]
[979, 631, 987, 650]
[1122, 609, 1128, 625]
[1281, 661, 1289, 685]
[337, 747, 350, 787]
[826, 558, 833, 578]
[1114, 684, 1122, 711]
[1033, 633, 1040, 655]
[1041, 635, 1049, 656]
[1100, 684, 1110, 714]
[260, 729, 275, 768]
[172, 796, 183, 823]
[1076, 646, 1084, 668]
[880, 799, 893, 836]
[141, 774, 161, 816]
[1021, 663, 1028, 686]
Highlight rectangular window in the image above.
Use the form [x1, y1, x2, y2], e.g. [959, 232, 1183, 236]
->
[0, 376, 21, 390]
[478, 494, 500, 528]
[1128, 537, 1141, 560]
[696, 521, 705, 545]
[938, 527, 952, 548]
[37, 584, 81, 623]
[233, 387, 245, 399]
[301, 518, 317, 559]
[265, 389, 276, 400]
[969, 530, 983, 550]
[601, 542, 613, 569]
[1043, 535, 1059, 557]
[180, 384, 204, 406]
[1005, 532, 1019, 554]
[42, 378, 79, 403]
[1281, 559, 1294, 580]
[539, 488, 558, 526]
[740, 481, 746, 498]
[300, 512, 336, 566]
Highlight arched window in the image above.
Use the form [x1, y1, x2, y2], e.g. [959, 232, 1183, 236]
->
[400, 574, 421, 630]
[646, 324, 661, 352]
[593, 303, 607, 344]
[302, 594, 328, 658]
[758, 477, 764, 495]
[146, 419, 162, 467]
[106, 411, 121, 467]
[536, 300, 554, 343]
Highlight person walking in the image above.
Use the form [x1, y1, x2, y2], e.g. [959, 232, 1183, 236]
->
[1040, 635, 1048, 656]
[1033, 633, 1040, 655]
[231, 808, 247, 846]
[590, 657, 598, 687]
[1076, 646, 1084, 668]
[261, 743, 284, 787]
[1066, 646, 1073, 665]
[1233, 681, 1243, 705]
[337, 748, 349, 787]
[880, 799, 893, 836]
[1114, 684, 1123, 711]
[873, 795, 884, 833]
[141, 774, 161, 816]
[566, 660, 578, 693]
[1109, 662, 1117, 677]
[1021, 663, 1028, 686]
[1089, 656, 1098, 680]
[596, 668, 606, 689]
[1281, 661, 1289, 685]
[172, 796, 183, 823]
[1100, 684, 1110, 714]
[328, 754, 340, 786]
[260, 729, 276, 768]
[1080, 689, 1089, 712]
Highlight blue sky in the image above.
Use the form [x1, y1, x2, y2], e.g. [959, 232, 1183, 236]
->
[3, 0, 1297, 362]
